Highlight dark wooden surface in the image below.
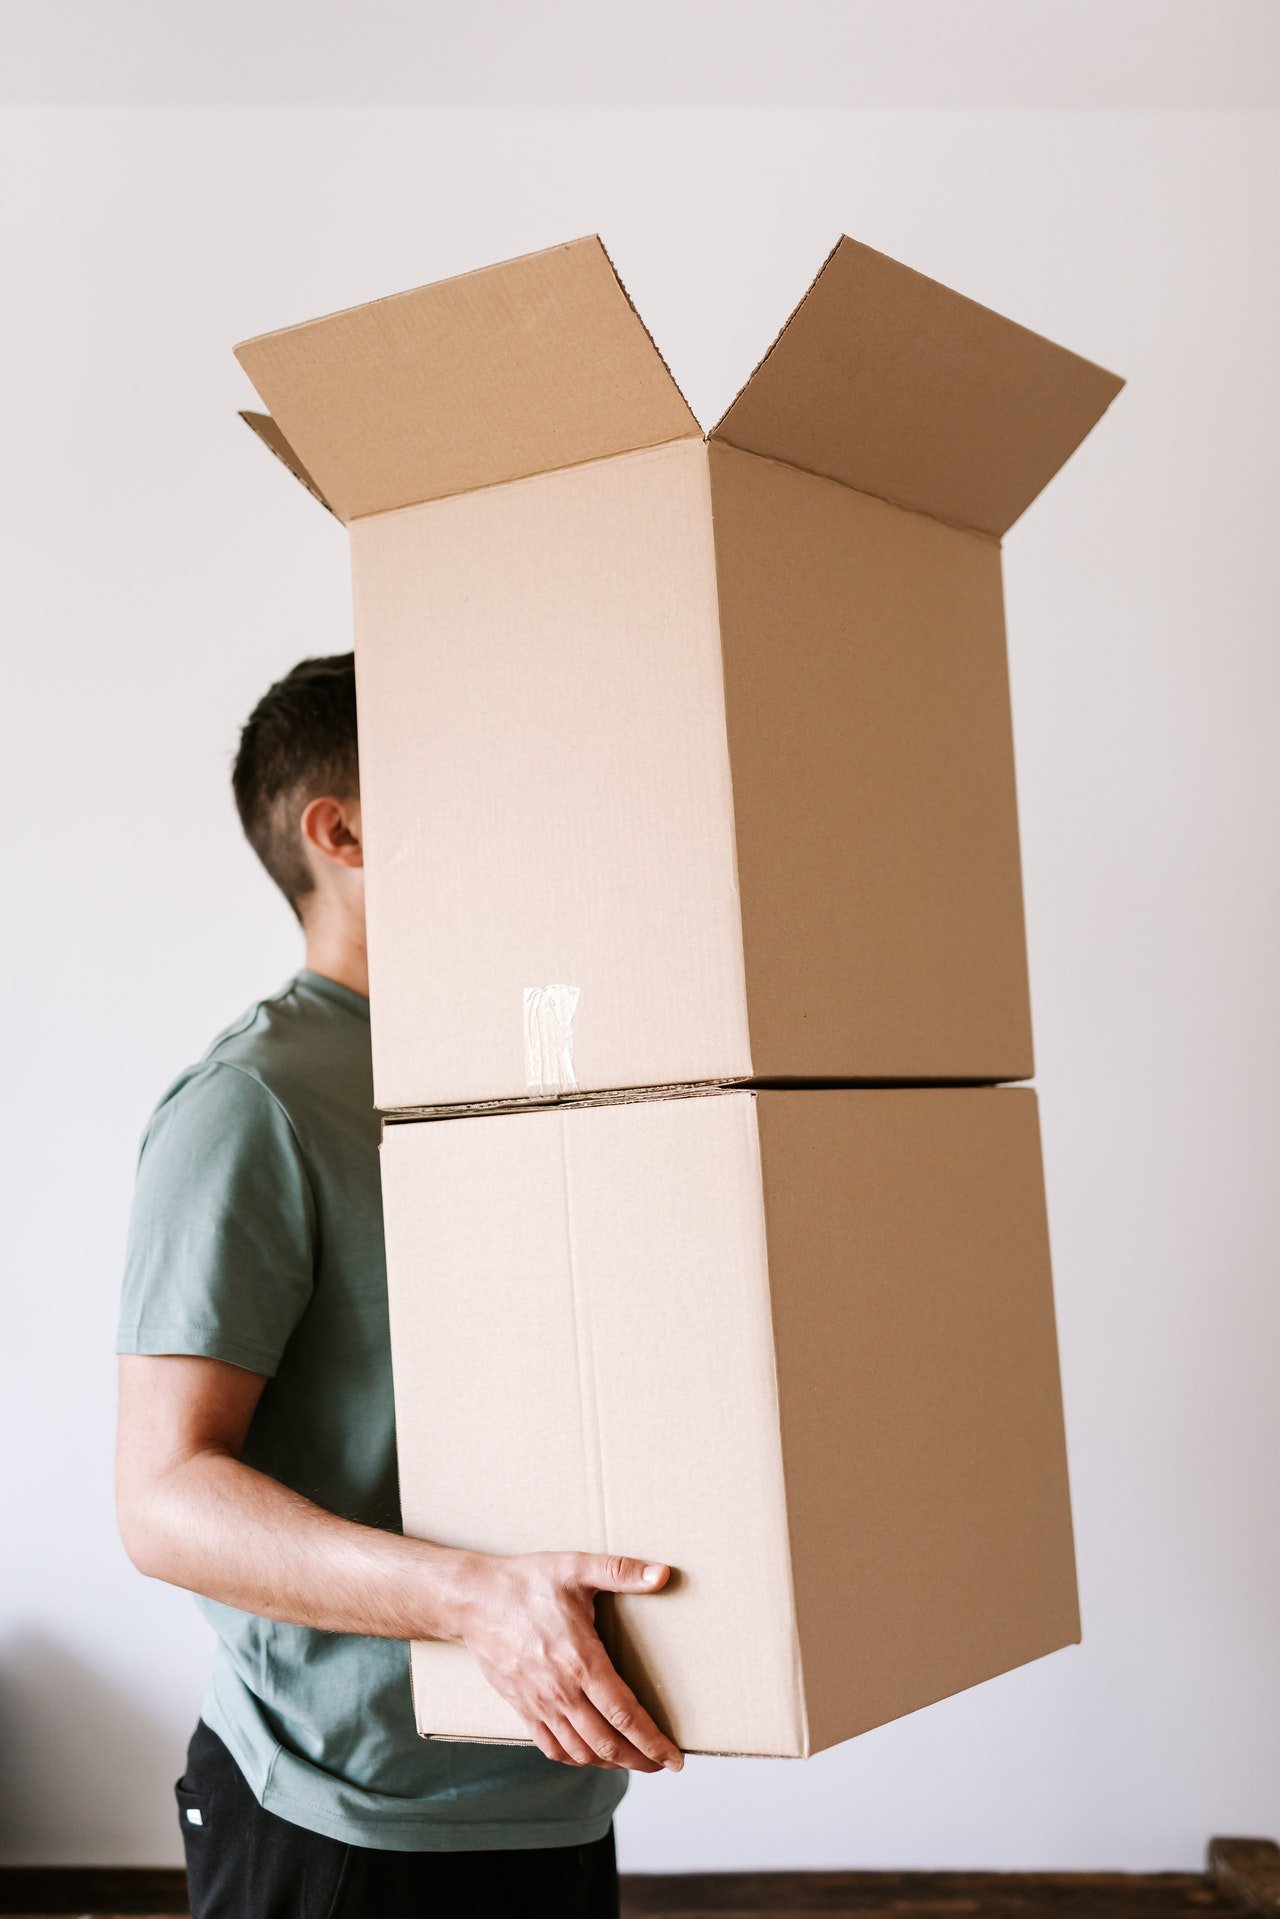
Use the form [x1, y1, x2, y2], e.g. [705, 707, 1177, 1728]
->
[619, 1855, 1266, 1917]
[0, 1839, 1274, 1917]
[1209, 1842, 1280, 1914]
[0, 1865, 187, 1914]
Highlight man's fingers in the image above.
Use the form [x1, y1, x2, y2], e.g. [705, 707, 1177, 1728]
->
[563, 1695, 663, 1773]
[527, 1720, 575, 1767]
[544, 1711, 615, 1769]
[573, 1554, 670, 1595]
[583, 1665, 683, 1772]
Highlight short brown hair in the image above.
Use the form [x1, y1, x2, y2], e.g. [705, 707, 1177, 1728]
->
[231, 654, 359, 918]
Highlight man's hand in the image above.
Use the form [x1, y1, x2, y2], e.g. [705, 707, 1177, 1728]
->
[117, 1358, 684, 1776]
[451, 1551, 682, 1774]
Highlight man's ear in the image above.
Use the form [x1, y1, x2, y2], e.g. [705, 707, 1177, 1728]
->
[300, 795, 364, 872]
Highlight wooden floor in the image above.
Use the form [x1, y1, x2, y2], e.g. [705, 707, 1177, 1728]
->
[0, 1837, 1274, 1918]
[623, 1840, 1280, 1915]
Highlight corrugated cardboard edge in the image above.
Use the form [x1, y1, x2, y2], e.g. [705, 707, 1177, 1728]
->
[381, 1079, 743, 1124]
[239, 410, 337, 517]
[594, 235, 703, 438]
[234, 234, 604, 355]
[405, 1647, 530, 1752]
[425, 1727, 793, 1759]
[709, 236, 843, 450]
[380, 1075, 1012, 1124]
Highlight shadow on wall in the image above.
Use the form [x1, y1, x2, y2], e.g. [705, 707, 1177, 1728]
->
[0, 1630, 183, 1865]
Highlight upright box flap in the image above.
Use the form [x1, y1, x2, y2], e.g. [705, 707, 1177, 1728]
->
[235, 237, 700, 523]
[711, 237, 1124, 537]
[239, 411, 337, 516]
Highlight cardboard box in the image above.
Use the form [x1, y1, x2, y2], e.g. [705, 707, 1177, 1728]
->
[380, 1085, 1077, 1757]
[236, 236, 1122, 1110]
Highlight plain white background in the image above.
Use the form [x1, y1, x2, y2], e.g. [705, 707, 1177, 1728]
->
[2, 0, 1278, 1876]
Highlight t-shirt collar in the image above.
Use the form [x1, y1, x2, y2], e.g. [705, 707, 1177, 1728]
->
[296, 969, 371, 1020]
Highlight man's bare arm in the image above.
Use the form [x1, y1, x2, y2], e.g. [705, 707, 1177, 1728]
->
[116, 1354, 682, 1775]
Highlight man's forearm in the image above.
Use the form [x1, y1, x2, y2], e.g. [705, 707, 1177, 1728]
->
[116, 1354, 683, 1771]
[124, 1444, 471, 1642]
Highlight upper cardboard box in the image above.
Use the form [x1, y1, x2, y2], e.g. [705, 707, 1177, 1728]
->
[237, 237, 1123, 1109]
[380, 1085, 1078, 1757]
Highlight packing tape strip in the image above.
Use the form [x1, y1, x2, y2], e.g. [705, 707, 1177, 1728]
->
[523, 984, 581, 1096]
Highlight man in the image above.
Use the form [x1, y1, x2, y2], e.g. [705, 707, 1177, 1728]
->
[116, 654, 681, 1919]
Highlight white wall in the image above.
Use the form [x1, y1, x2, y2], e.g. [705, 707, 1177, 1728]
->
[2, 103, 1278, 1872]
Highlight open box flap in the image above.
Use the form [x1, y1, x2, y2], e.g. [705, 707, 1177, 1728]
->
[711, 237, 1124, 537]
[239, 411, 337, 517]
[235, 236, 700, 523]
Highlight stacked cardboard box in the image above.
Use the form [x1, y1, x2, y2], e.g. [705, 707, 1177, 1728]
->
[236, 236, 1122, 1757]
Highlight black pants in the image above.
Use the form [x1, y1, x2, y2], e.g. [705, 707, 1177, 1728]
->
[177, 1721, 619, 1918]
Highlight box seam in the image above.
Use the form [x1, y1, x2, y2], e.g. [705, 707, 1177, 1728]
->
[343, 432, 702, 526]
[379, 1074, 1018, 1124]
[558, 1112, 610, 1560]
[710, 435, 1003, 547]
[338, 424, 1001, 546]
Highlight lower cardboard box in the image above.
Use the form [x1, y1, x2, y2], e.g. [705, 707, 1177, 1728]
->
[380, 1085, 1078, 1758]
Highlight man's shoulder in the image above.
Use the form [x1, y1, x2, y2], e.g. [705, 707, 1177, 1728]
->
[158, 981, 294, 1102]
[142, 982, 313, 1134]
[144, 976, 375, 1161]
[203, 978, 312, 1076]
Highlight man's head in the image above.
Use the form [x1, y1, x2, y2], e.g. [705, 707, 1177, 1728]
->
[232, 654, 363, 926]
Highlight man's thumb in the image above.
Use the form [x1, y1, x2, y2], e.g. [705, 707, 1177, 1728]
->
[583, 1555, 670, 1594]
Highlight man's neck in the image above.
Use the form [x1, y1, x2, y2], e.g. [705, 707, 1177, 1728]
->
[303, 919, 370, 1001]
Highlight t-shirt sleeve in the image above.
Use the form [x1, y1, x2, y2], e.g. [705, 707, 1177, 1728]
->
[117, 1060, 316, 1377]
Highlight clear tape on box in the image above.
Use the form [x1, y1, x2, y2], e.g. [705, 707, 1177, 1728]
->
[523, 984, 581, 1096]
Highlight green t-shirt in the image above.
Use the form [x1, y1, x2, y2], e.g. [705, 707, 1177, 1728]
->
[117, 970, 626, 1852]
